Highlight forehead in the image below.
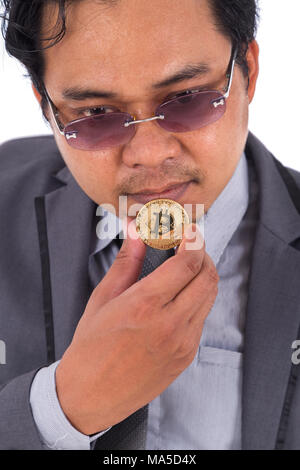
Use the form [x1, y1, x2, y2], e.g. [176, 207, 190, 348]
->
[42, 0, 230, 96]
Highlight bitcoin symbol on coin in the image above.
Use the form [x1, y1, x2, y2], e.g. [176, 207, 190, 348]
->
[136, 199, 190, 250]
[150, 209, 175, 237]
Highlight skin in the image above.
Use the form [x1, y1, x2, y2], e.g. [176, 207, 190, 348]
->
[31, 0, 259, 435]
[33, 0, 259, 219]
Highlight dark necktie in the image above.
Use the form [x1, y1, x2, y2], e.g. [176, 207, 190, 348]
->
[92, 236, 174, 450]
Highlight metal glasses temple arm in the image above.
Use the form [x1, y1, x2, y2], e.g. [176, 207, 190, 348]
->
[223, 46, 238, 99]
[43, 86, 65, 135]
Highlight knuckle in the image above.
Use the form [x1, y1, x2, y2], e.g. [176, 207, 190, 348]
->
[184, 256, 202, 276]
[114, 249, 128, 265]
[144, 292, 160, 308]
[205, 264, 219, 284]
[177, 337, 194, 359]
[170, 340, 199, 375]
[149, 319, 178, 353]
[213, 282, 219, 297]
[184, 347, 198, 366]
[131, 292, 160, 323]
[206, 298, 216, 315]
[209, 281, 219, 299]
[204, 287, 218, 314]
[131, 299, 151, 322]
[143, 297, 155, 313]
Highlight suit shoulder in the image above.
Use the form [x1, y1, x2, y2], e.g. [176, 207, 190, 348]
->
[0, 135, 63, 175]
[0, 135, 66, 200]
[286, 166, 300, 186]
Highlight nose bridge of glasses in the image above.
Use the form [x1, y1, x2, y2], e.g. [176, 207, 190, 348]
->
[124, 114, 165, 128]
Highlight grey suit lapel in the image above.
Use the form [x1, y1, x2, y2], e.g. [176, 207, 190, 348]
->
[37, 165, 96, 360]
[35, 160, 150, 449]
[242, 133, 300, 449]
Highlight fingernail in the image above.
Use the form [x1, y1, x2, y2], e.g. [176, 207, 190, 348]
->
[184, 223, 198, 240]
[183, 223, 204, 251]
[126, 217, 140, 241]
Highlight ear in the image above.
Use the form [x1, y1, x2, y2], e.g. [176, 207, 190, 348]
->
[32, 83, 51, 122]
[32, 83, 42, 105]
[246, 39, 259, 104]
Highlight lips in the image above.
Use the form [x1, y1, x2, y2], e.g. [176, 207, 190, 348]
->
[129, 181, 193, 204]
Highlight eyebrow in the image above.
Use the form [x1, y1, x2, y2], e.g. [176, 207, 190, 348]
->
[152, 63, 211, 89]
[61, 62, 211, 101]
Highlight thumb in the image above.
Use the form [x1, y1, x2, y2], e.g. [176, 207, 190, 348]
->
[92, 216, 147, 307]
[177, 223, 205, 255]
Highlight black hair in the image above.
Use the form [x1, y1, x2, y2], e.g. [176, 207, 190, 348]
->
[0, 0, 260, 117]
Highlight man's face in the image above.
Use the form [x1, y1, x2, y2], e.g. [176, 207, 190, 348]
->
[39, 0, 259, 220]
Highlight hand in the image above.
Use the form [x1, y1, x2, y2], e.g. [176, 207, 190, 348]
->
[55, 218, 219, 435]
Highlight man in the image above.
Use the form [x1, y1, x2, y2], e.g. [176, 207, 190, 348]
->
[1, 0, 300, 450]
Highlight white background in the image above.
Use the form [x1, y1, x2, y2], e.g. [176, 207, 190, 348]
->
[1, 0, 300, 169]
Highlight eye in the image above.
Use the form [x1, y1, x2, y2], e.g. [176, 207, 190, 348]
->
[77, 105, 120, 117]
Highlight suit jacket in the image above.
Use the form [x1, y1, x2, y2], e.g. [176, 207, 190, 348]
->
[0, 131, 300, 450]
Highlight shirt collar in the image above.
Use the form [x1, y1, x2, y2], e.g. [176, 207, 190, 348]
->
[90, 207, 123, 255]
[91, 152, 249, 263]
[203, 152, 249, 266]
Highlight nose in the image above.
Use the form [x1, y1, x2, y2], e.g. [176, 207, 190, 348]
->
[121, 117, 181, 168]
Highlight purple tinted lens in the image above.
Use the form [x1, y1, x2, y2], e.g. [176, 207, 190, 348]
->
[64, 112, 135, 150]
[156, 91, 226, 132]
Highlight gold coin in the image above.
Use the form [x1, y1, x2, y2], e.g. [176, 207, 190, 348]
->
[136, 198, 190, 250]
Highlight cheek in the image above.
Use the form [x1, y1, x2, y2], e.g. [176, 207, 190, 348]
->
[177, 89, 248, 193]
[182, 86, 248, 155]
[178, 118, 228, 167]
